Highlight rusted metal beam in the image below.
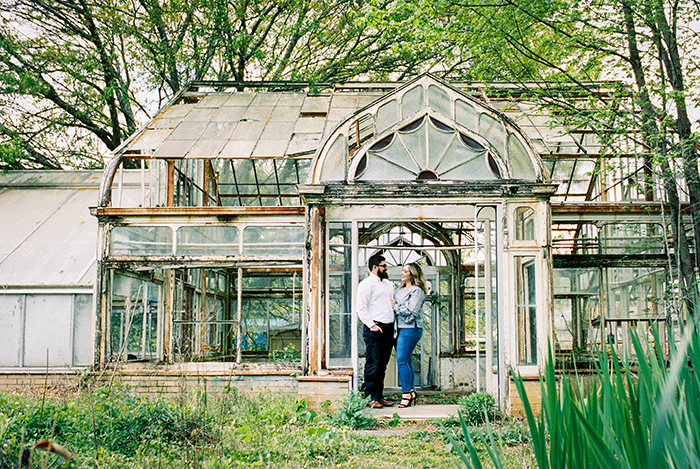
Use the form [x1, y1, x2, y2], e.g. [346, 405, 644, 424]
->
[103, 258, 303, 269]
[553, 254, 669, 268]
[167, 160, 175, 207]
[308, 206, 322, 374]
[94, 206, 305, 217]
[552, 202, 691, 213]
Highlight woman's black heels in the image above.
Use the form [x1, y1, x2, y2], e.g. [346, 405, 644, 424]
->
[398, 392, 413, 408]
[410, 390, 417, 404]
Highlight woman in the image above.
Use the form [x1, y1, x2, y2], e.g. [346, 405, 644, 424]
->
[390, 262, 427, 408]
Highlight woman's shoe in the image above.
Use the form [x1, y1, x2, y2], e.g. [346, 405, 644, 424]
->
[398, 393, 413, 408]
[410, 390, 417, 404]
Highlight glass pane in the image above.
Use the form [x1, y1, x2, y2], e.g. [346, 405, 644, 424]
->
[516, 257, 537, 366]
[176, 226, 240, 256]
[401, 84, 424, 118]
[515, 207, 535, 241]
[455, 99, 477, 131]
[328, 222, 352, 365]
[110, 226, 173, 256]
[171, 268, 234, 361]
[242, 226, 304, 256]
[320, 134, 347, 182]
[428, 84, 451, 117]
[508, 134, 536, 180]
[376, 99, 399, 134]
[437, 135, 493, 180]
[73, 294, 93, 366]
[24, 295, 72, 366]
[479, 113, 506, 157]
[607, 267, 665, 320]
[600, 224, 665, 254]
[240, 273, 302, 355]
[110, 273, 161, 361]
[553, 268, 600, 355]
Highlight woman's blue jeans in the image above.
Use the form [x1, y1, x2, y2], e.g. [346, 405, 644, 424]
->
[396, 326, 422, 393]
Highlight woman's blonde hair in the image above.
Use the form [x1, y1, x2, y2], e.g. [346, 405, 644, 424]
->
[401, 262, 428, 293]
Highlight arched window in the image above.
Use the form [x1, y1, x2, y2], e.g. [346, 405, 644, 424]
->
[352, 115, 502, 181]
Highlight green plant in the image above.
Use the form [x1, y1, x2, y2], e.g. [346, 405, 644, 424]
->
[291, 398, 316, 424]
[334, 392, 377, 429]
[452, 323, 700, 469]
[269, 344, 301, 361]
[387, 412, 401, 428]
[458, 392, 499, 426]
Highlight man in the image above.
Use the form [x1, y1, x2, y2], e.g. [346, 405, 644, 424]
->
[356, 253, 395, 408]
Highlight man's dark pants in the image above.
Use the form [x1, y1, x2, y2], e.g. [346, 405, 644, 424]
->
[362, 322, 394, 402]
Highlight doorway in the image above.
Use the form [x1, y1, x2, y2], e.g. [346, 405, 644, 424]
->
[325, 205, 502, 399]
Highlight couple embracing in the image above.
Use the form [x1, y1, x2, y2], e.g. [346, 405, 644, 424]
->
[356, 253, 427, 409]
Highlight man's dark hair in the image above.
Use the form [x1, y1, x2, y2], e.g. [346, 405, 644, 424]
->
[368, 253, 385, 271]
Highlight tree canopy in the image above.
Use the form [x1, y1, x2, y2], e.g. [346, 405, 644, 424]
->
[447, 0, 700, 313]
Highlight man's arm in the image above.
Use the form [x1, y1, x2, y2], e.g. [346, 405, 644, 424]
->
[356, 279, 381, 330]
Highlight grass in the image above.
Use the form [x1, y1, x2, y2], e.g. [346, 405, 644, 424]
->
[0, 385, 537, 468]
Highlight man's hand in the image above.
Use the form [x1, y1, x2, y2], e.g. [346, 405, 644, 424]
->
[370, 324, 382, 333]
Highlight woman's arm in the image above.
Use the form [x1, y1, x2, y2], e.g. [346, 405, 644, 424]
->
[394, 288, 426, 324]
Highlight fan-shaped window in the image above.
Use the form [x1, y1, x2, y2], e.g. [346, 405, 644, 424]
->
[352, 114, 503, 182]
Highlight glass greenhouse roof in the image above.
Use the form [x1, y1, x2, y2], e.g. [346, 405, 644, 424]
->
[107, 78, 647, 207]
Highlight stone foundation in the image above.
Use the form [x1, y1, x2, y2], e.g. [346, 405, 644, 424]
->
[0, 363, 350, 412]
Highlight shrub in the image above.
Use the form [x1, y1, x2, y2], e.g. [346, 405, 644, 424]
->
[458, 392, 498, 426]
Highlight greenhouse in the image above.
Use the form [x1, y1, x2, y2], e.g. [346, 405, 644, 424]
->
[0, 73, 674, 411]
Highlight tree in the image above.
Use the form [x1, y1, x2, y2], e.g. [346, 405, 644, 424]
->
[0, 0, 138, 169]
[427, 0, 700, 315]
[1, 0, 499, 170]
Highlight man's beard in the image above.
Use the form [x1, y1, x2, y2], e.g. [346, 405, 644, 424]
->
[378, 269, 389, 280]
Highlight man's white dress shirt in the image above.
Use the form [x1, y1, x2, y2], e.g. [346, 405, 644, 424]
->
[356, 272, 394, 327]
